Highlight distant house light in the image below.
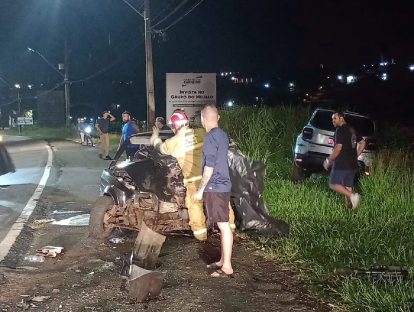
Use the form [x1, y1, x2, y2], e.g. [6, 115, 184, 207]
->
[379, 62, 388, 66]
[220, 72, 224, 76]
[264, 83, 270, 88]
[226, 100, 234, 107]
[231, 76, 236, 81]
[289, 82, 295, 87]
[381, 73, 388, 81]
[337, 75, 343, 81]
[409, 65, 414, 71]
[346, 75, 356, 84]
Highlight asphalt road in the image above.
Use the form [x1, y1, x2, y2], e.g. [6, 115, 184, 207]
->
[0, 137, 110, 260]
[0, 136, 48, 243]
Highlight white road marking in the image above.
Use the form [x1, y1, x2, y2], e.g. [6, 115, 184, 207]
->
[0, 145, 53, 262]
[51, 214, 90, 226]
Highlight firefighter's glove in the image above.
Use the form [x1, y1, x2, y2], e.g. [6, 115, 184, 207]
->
[150, 126, 160, 146]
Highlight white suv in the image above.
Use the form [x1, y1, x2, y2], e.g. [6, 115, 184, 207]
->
[293, 108, 377, 181]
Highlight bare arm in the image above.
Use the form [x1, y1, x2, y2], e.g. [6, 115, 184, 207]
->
[357, 139, 366, 157]
[323, 143, 342, 170]
[197, 166, 214, 194]
[328, 144, 342, 161]
[109, 114, 115, 121]
[95, 123, 103, 135]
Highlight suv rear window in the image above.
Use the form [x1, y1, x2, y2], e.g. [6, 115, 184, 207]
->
[310, 111, 375, 136]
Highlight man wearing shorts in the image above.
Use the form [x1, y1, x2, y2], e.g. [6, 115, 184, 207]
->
[194, 104, 234, 278]
[323, 111, 366, 209]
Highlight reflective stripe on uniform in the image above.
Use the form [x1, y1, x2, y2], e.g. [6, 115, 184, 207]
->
[193, 228, 207, 235]
[183, 176, 202, 184]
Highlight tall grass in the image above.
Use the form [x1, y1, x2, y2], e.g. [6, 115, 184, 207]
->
[220, 106, 310, 179]
[221, 106, 414, 311]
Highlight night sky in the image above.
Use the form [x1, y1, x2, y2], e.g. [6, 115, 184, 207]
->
[0, 0, 413, 118]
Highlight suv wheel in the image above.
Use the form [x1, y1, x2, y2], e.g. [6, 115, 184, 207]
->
[292, 165, 310, 183]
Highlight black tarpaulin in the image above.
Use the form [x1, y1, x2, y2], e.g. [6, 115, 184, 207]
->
[228, 144, 289, 237]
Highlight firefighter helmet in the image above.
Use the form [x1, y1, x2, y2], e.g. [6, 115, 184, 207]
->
[168, 110, 189, 130]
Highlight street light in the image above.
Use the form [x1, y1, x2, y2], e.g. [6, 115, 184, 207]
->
[27, 47, 70, 127]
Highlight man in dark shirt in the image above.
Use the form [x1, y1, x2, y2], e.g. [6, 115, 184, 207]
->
[323, 111, 366, 208]
[194, 104, 234, 278]
[155, 116, 171, 131]
[95, 111, 115, 160]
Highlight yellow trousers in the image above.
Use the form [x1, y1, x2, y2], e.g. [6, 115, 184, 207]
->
[99, 133, 110, 157]
[185, 183, 235, 241]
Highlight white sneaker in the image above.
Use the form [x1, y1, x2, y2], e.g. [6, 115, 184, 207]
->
[350, 193, 360, 209]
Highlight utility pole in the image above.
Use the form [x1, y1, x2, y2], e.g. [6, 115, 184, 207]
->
[14, 83, 22, 134]
[64, 40, 71, 127]
[144, 0, 155, 129]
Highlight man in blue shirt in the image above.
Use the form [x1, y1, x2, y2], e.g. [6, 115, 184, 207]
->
[120, 111, 140, 159]
[194, 104, 234, 278]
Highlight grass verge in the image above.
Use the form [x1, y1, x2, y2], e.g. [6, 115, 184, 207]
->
[1, 126, 78, 141]
[221, 106, 414, 312]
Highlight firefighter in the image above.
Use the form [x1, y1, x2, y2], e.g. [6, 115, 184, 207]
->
[150, 109, 235, 241]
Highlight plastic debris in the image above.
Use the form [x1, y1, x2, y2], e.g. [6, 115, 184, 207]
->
[31, 296, 51, 302]
[33, 219, 55, 225]
[36, 246, 64, 258]
[24, 255, 45, 262]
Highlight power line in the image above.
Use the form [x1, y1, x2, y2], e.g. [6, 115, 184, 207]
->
[69, 41, 142, 84]
[121, 0, 145, 18]
[153, 0, 205, 32]
[151, 0, 178, 23]
[152, 0, 189, 28]
[0, 82, 64, 108]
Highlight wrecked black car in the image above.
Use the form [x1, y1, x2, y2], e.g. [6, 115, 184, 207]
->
[89, 131, 289, 240]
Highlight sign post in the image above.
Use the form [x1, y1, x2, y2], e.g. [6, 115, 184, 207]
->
[166, 73, 216, 126]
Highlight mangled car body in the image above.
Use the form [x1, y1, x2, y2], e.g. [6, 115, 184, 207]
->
[89, 131, 289, 239]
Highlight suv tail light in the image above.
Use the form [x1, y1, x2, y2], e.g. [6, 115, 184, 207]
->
[302, 127, 314, 140]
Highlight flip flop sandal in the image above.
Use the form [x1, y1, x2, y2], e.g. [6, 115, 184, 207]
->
[211, 269, 234, 278]
[206, 262, 222, 270]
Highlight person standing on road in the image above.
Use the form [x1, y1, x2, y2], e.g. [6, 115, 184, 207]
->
[95, 111, 115, 160]
[194, 104, 234, 278]
[155, 117, 171, 131]
[120, 111, 140, 159]
[323, 111, 366, 209]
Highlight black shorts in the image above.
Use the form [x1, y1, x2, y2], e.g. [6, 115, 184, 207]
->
[204, 192, 230, 226]
[329, 169, 357, 188]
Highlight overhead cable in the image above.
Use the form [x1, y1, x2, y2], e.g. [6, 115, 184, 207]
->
[121, 0, 145, 18]
[153, 0, 204, 32]
[152, 0, 189, 28]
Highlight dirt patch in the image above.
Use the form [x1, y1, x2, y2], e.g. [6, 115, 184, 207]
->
[0, 222, 331, 312]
